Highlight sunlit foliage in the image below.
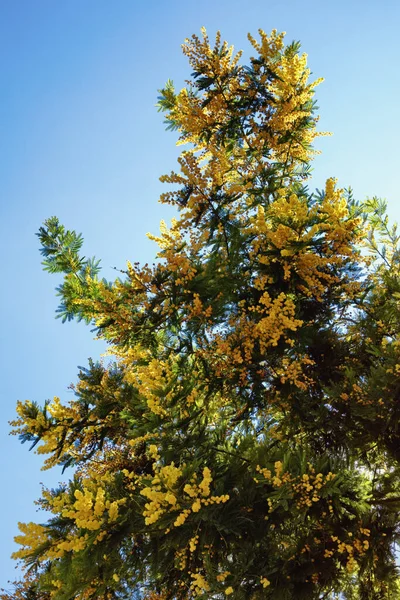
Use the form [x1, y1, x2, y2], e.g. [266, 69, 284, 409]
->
[3, 29, 400, 600]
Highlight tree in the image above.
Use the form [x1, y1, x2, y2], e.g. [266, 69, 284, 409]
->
[3, 28, 400, 600]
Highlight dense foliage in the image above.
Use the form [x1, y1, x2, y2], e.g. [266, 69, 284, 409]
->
[3, 29, 400, 600]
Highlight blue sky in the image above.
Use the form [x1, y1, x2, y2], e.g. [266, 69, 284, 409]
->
[1, 0, 400, 589]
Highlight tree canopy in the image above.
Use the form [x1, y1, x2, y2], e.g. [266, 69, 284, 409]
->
[3, 28, 400, 600]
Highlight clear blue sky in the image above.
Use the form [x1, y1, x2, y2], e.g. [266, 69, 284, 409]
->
[1, 0, 400, 590]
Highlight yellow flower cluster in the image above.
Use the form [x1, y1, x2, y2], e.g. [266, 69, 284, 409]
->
[292, 471, 335, 509]
[11, 391, 121, 473]
[255, 462, 337, 514]
[140, 464, 229, 530]
[189, 534, 199, 553]
[260, 576, 271, 588]
[14, 472, 129, 563]
[255, 292, 304, 350]
[124, 355, 174, 416]
[61, 487, 123, 530]
[190, 571, 210, 595]
[207, 291, 304, 385]
[11, 400, 71, 470]
[248, 181, 362, 302]
[188, 292, 213, 320]
[13, 521, 91, 563]
[325, 529, 371, 573]
[158, 27, 328, 244]
[247, 28, 285, 60]
[216, 571, 231, 582]
[179, 467, 229, 522]
[275, 355, 315, 391]
[12, 522, 48, 561]
[247, 29, 328, 168]
[146, 219, 181, 251]
[338, 382, 373, 408]
[141, 462, 182, 525]
[54, 533, 89, 556]
[255, 464, 272, 480]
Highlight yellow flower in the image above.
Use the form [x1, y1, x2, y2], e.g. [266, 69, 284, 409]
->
[192, 498, 201, 512]
[225, 586, 234, 595]
[260, 576, 271, 588]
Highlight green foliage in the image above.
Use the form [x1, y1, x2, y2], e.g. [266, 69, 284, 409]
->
[37, 217, 102, 323]
[4, 28, 400, 600]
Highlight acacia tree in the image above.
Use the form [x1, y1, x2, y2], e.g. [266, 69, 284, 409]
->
[3, 28, 400, 600]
